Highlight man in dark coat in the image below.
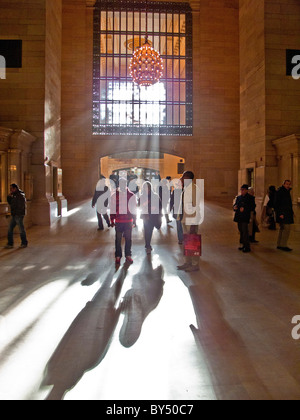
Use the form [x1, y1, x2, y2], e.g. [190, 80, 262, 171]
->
[5, 183, 28, 249]
[92, 175, 111, 230]
[274, 180, 294, 252]
[233, 184, 256, 253]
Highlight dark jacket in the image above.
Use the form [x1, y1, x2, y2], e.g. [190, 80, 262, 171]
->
[233, 193, 255, 224]
[274, 186, 294, 224]
[7, 189, 26, 216]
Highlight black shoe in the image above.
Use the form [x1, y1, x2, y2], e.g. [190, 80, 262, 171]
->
[250, 240, 259, 243]
[282, 247, 293, 252]
[238, 247, 244, 251]
[243, 248, 251, 253]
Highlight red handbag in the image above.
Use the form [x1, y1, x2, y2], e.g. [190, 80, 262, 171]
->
[183, 234, 202, 257]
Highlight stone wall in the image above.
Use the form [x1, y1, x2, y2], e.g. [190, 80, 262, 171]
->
[239, 0, 300, 225]
[0, 0, 65, 226]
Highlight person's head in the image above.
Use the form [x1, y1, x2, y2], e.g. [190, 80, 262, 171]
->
[180, 171, 194, 187]
[10, 184, 19, 194]
[269, 185, 276, 193]
[283, 180, 292, 190]
[240, 184, 249, 196]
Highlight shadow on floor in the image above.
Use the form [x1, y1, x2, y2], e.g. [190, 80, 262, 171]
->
[41, 266, 128, 400]
[189, 281, 272, 400]
[119, 255, 165, 348]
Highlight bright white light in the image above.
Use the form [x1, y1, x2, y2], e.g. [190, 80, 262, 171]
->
[61, 207, 81, 218]
[105, 81, 166, 126]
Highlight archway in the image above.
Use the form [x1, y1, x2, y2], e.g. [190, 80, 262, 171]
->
[99, 151, 185, 185]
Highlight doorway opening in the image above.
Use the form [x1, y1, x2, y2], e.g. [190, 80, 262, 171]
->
[100, 151, 185, 185]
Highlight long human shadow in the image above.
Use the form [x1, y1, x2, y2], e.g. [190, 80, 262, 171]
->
[189, 282, 272, 400]
[119, 256, 165, 348]
[41, 266, 128, 400]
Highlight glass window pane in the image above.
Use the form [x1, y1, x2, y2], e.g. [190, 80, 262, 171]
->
[173, 14, 179, 33]
[127, 12, 133, 31]
[180, 37, 185, 56]
[114, 11, 120, 31]
[180, 59, 186, 78]
[154, 13, 160, 32]
[114, 35, 120, 54]
[101, 11, 107, 31]
[180, 14, 185, 33]
[100, 57, 106, 77]
[167, 105, 173, 125]
[180, 82, 186, 101]
[167, 14, 173, 32]
[160, 14, 166, 33]
[180, 105, 186, 125]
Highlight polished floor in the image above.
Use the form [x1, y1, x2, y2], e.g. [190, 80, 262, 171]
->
[0, 199, 300, 400]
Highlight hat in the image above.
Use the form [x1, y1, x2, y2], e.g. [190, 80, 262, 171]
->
[241, 184, 249, 190]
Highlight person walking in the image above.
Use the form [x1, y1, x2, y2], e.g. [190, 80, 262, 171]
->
[139, 181, 162, 254]
[92, 175, 111, 230]
[110, 178, 137, 265]
[233, 184, 256, 253]
[177, 171, 202, 272]
[5, 184, 28, 249]
[274, 180, 294, 252]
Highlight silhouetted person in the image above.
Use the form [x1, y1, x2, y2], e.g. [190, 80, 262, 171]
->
[5, 184, 28, 249]
[233, 184, 255, 253]
[92, 175, 110, 230]
[274, 180, 294, 252]
[110, 178, 137, 265]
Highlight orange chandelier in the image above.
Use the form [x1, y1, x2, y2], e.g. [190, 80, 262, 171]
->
[129, 2, 163, 87]
[129, 39, 163, 87]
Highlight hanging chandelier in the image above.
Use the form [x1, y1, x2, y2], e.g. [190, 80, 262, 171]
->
[130, 39, 163, 87]
[129, 2, 163, 87]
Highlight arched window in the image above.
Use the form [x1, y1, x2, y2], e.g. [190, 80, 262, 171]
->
[93, 0, 193, 136]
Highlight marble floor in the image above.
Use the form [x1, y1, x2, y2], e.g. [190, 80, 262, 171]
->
[0, 200, 299, 400]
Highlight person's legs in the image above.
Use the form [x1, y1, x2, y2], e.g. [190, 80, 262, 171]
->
[124, 224, 133, 257]
[16, 216, 28, 246]
[115, 223, 124, 258]
[97, 212, 104, 230]
[278, 223, 291, 248]
[7, 216, 16, 246]
[241, 222, 250, 251]
[176, 220, 184, 244]
[144, 220, 154, 250]
[102, 213, 111, 227]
